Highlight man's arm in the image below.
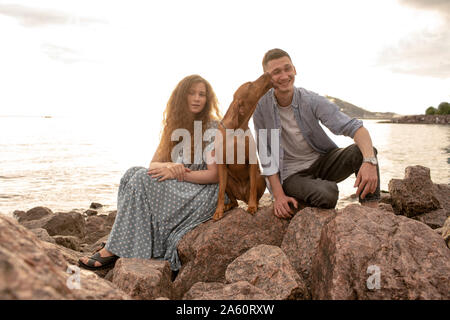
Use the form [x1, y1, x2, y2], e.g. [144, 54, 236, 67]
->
[313, 93, 363, 138]
[253, 104, 298, 219]
[313, 94, 378, 200]
[353, 126, 378, 200]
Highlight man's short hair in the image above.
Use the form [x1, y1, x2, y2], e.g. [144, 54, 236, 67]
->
[262, 48, 292, 71]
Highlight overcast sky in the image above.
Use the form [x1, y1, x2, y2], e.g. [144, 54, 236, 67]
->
[1, 0, 449, 121]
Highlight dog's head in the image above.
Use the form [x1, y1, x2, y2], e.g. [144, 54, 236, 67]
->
[234, 72, 272, 114]
[227, 73, 272, 128]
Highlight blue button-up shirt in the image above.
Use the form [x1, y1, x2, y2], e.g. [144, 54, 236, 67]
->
[253, 86, 363, 186]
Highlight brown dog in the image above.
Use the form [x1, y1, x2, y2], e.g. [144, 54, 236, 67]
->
[212, 73, 272, 220]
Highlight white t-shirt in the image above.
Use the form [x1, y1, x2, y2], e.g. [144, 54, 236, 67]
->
[278, 105, 321, 179]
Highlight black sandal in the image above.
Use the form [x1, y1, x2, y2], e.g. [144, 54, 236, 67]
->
[78, 242, 119, 270]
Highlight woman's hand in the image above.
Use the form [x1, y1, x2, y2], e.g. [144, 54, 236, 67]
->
[148, 163, 191, 182]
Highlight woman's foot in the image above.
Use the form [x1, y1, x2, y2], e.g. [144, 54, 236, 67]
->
[78, 248, 118, 270]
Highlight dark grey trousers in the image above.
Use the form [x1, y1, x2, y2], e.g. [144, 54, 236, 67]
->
[282, 144, 380, 208]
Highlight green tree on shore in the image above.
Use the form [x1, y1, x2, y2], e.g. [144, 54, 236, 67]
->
[425, 102, 449, 115]
[426, 106, 437, 115]
[438, 102, 450, 115]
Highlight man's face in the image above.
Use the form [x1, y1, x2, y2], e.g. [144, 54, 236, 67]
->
[265, 56, 296, 94]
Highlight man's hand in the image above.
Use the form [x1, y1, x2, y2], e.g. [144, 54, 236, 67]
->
[354, 162, 378, 199]
[267, 173, 298, 219]
[148, 163, 191, 182]
[273, 193, 298, 219]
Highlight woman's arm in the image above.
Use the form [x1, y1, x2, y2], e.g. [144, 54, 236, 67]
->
[148, 145, 188, 180]
[183, 149, 219, 184]
[183, 163, 218, 184]
[149, 161, 169, 169]
[149, 149, 219, 184]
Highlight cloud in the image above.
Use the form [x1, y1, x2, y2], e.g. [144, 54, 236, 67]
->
[0, 4, 105, 64]
[398, 0, 450, 15]
[0, 4, 105, 27]
[376, 0, 450, 78]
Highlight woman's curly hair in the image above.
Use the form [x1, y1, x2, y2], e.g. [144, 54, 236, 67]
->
[153, 75, 222, 163]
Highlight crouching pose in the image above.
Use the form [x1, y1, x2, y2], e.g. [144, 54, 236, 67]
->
[253, 49, 380, 219]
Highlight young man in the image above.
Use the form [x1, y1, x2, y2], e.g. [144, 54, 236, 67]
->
[253, 48, 380, 219]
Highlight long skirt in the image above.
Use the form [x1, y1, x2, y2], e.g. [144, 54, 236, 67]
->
[105, 166, 222, 271]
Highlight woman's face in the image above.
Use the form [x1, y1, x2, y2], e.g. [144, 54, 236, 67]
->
[187, 82, 207, 114]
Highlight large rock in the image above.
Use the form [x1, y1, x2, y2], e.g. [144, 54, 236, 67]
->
[412, 183, 450, 229]
[442, 217, 450, 248]
[311, 204, 450, 300]
[84, 215, 112, 245]
[413, 209, 449, 229]
[281, 207, 336, 292]
[90, 202, 103, 209]
[433, 183, 450, 211]
[183, 281, 272, 300]
[40, 240, 85, 268]
[225, 244, 309, 300]
[172, 205, 290, 299]
[112, 258, 173, 300]
[30, 228, 56, 244]
[53, 235, 81, 251]
[0, 215, 130, 300]
[16, 206, 53, 223]
[388, 165, 440, 217]
[21, 211, 86, 239]
[105, 210, 117, 226]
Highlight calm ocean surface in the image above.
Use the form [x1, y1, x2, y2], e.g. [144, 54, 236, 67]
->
[0, 117, 449, 216]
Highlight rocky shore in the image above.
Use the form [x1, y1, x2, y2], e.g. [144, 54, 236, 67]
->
[383, 114, 450, 125]
[1, 165, 449, 300]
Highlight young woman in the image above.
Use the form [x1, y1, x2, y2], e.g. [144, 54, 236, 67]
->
[79, 75, 223, 271]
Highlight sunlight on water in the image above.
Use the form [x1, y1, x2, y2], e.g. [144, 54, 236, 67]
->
[330, 120, 449, 208]
[0, 117, 449, 215]
[0, 116, 160, 215]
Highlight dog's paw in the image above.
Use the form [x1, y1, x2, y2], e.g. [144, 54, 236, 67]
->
[224, 202, 238, 211]
[247, 205, 257, 214]
[212, 209, 224, 221]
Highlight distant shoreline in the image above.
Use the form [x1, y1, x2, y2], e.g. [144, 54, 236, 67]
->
[1, 114, 448, 125]
[377, 114, 450, 125]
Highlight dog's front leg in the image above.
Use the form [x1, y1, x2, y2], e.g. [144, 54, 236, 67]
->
[247, 163, 258, 214]
[224, 180, 239, 211]
[213, 163, 228, 220]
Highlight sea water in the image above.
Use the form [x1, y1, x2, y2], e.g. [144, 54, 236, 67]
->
[0, 117, 448, 216]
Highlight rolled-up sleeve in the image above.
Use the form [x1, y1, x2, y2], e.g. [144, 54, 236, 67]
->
[313, 95, 363, 138]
